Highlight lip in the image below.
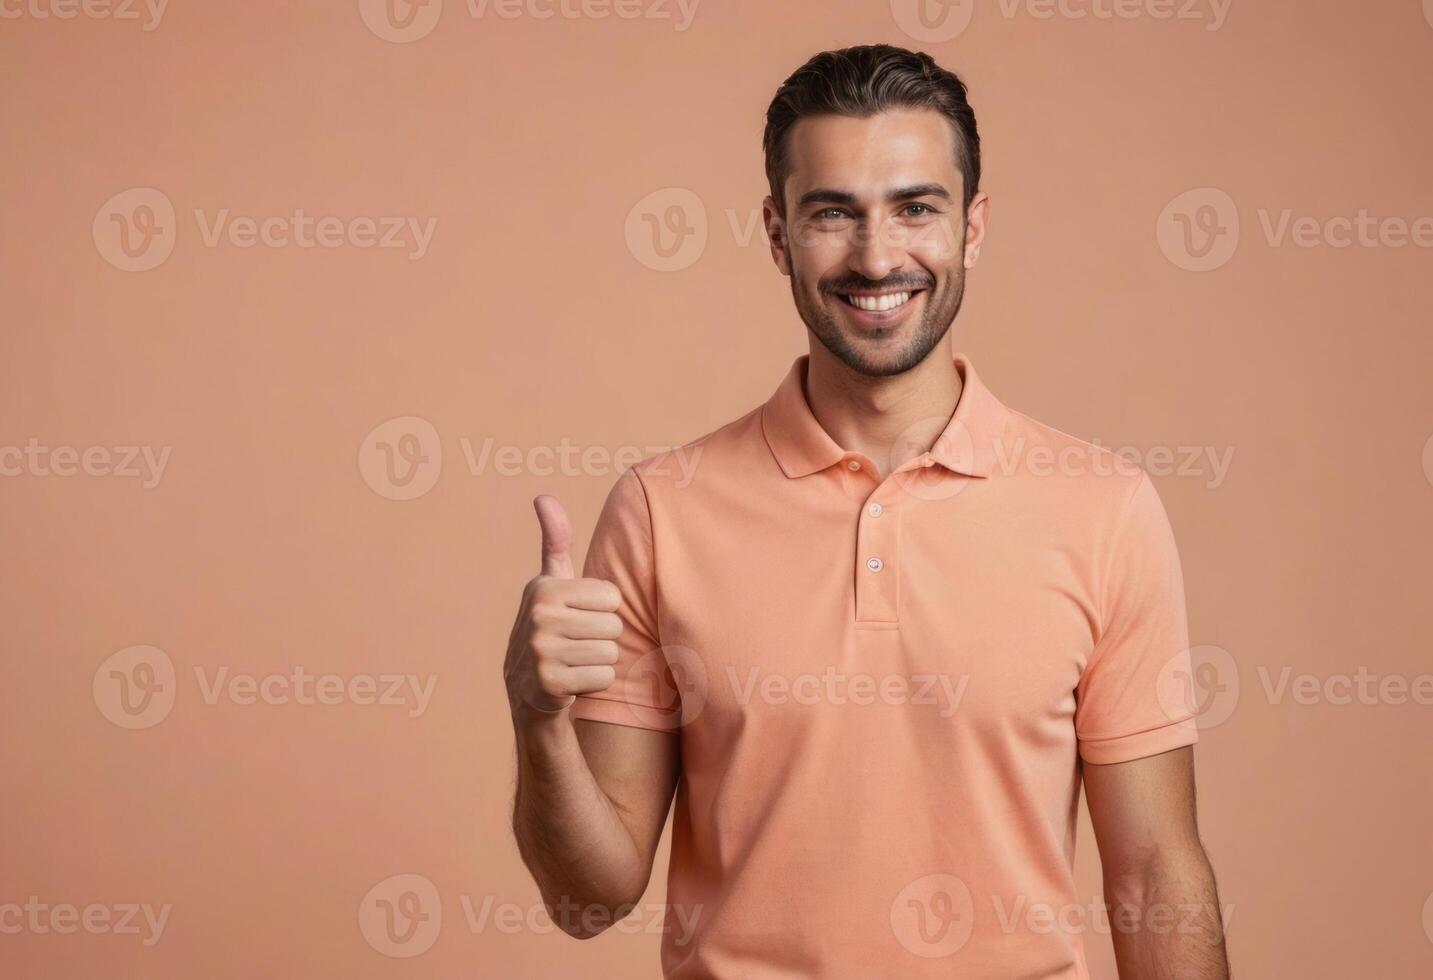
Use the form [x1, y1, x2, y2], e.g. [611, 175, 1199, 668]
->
[834, 289, 926, 328]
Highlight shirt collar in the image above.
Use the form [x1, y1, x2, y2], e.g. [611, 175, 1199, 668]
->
[760, 352, 1008, 479]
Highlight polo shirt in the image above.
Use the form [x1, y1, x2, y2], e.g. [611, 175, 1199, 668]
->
[569, 352, 1200, 979]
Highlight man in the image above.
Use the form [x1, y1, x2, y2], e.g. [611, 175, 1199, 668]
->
[505, 44, 1231, 979]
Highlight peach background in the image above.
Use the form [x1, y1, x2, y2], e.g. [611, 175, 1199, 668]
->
[3, 1, 1432, 977]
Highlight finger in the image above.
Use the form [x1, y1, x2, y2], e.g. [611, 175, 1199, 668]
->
[557, 608, 624, 642]
[533, 494, 574, 579]
[563, 578, 622, 613]
[555, 639, 620, 667]
[555, 664, 617, 697]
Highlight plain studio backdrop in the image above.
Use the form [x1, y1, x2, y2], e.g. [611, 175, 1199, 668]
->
[2, 1, 1431, 977]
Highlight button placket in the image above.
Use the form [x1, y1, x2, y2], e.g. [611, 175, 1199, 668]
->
[854, 491, 899, 624]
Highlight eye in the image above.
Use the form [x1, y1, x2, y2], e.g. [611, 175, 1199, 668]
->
[903, 203, 937, 217]
[814, 207, 849, 220]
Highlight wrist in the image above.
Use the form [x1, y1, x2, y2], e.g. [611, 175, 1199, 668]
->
[510, 694, 576, 734]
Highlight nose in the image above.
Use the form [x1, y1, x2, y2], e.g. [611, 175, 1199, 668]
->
[847, 216, 907, 282]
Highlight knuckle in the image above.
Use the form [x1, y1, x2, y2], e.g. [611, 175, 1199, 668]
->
[536, 664, 566, 695]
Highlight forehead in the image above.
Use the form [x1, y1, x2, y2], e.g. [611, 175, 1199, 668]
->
[783, 108, 961, 202]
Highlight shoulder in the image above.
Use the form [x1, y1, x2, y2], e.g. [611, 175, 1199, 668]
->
[621, 405, 766, 497]
[995, 406, 1150, 521]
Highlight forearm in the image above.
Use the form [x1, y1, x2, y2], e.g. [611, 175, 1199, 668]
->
[511, 707, 649, 937]
[1106, 849, 1230, 979]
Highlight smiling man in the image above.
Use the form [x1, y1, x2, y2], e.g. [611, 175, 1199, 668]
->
[505, 44, 1231, 978]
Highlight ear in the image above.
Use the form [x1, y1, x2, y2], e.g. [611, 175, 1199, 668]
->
[763, 195, 792, 276]
[963, 191, 990, 269]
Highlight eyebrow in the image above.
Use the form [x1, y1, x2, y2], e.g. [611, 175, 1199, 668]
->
[796, 183, 953, 210]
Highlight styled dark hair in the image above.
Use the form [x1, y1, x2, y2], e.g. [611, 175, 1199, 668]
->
[763, 44, 981, 218]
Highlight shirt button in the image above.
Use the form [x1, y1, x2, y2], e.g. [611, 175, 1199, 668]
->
[866, 557, 884, 573]
[847, 460, 862, 471]
[868, 502, 883, 518]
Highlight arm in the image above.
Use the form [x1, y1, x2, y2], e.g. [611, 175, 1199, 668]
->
[506, 494, 679, 939]
[1084, 746, 1231, 979]
[511, 707, 678, 938]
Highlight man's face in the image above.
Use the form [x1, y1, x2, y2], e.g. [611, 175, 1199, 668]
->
[765, 108, 987, 377]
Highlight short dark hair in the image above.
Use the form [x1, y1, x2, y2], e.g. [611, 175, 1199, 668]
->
[762, 44, 981, 219]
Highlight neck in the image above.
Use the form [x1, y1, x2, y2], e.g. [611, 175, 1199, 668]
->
[803, 337, 963, 480]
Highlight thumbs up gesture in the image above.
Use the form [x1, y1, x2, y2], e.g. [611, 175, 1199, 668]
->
[504, 495, 623, 718]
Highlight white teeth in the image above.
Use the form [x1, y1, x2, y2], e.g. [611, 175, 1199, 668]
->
[844, 291, 913, 312]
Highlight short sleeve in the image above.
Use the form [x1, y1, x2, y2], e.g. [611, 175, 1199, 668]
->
[567, 468, 681, 733]
[1075, 472, 1200, 765]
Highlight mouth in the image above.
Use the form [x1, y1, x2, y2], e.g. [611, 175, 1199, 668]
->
[835, 288, 927, 325]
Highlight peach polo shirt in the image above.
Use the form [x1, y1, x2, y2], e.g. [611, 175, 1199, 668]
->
[569, 352, 1200, 979]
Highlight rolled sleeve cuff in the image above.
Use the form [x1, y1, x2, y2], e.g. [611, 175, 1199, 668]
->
[568, 694, 682, 733]
[1078, 717, 1199, 765]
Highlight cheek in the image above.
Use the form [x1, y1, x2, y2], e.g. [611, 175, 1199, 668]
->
[907, 219, 964, 263]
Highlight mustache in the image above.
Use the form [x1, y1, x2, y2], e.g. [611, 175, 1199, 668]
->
[822, 277, 934, 294]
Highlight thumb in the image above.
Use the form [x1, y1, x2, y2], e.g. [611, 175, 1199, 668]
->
[533, 494, 575, 579]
